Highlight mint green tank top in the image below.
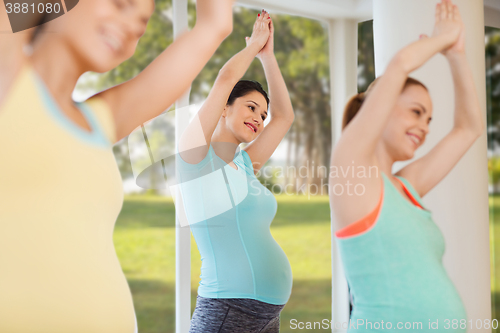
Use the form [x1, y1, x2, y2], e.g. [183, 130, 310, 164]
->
[175, 143, 293, 305]
[335, 171, 467, 332]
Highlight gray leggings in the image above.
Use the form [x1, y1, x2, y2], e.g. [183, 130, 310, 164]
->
[189, 295, 286, 333]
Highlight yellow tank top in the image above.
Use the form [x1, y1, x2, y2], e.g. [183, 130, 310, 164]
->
[0, 64, 136, 333]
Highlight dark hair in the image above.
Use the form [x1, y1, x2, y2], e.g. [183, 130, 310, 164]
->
[227, 80, 270, 109]
[342, 77, 428, 131]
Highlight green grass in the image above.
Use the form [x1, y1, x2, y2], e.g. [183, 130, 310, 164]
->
[113, 194, 332, 333]
[489, 194, 500, 327]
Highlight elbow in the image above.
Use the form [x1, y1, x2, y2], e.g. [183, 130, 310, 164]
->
[217, 67, 238, 84]
[210, 20, 233, 41]
[471, 116, 486, 139]
[476, 121, 486, 138]
[220, 21, 233, 39]
[388, 50, 413, 75]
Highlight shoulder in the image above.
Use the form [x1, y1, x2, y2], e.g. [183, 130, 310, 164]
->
[240, 148, 256, 175]
[176, 143, 214, 173]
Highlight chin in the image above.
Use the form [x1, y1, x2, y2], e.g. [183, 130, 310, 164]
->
[401, 150, 415, 161]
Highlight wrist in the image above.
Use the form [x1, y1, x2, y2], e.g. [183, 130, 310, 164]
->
[246, 42, 264, 56]
[258, 53, 276, 62]
[445, 51, 466, 62]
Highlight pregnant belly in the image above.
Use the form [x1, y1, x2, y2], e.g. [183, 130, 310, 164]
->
[350, 282, 466, 332]
[247, 236, 293, 303]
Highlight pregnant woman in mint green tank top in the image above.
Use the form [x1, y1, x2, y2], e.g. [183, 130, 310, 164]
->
[330, 0, 484, 331]
[177, 10, 295, 333]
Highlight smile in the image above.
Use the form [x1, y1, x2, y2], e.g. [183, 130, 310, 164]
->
[101, 31, 123, 54]
[244, 122, 257, 133]
[407, 133, 421, 148]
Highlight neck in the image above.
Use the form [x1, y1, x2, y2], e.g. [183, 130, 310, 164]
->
[211, 124, 240, 163]
[374, 143, 396, 178]
[31, 37, 86, 106]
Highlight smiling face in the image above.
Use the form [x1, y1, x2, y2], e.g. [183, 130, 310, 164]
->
[381, 84, 433, 161]
[222, 90, 269, 143]
[42, 0, 154, 73]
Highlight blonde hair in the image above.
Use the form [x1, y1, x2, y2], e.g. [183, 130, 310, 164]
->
[342, 77, 428, 131]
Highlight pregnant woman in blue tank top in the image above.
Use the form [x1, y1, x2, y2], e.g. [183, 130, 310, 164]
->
[176, 10, 295, 333]
[330, 0, 484, 331]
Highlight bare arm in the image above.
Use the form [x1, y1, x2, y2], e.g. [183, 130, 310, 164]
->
[397, 20, 485, 197]
[178, 11, 270, 164]
[0, 3, 48, 105]
[243, 16, 295, 174]
[98, 0, 234, 143]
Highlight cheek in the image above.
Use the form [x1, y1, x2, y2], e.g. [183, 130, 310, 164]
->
[90, 0, 118, 20]
[122, 41, 138, 62]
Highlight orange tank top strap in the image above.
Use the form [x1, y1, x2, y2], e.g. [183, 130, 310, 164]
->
[335, 174, 424, 238]
[393, 176, 424, 209]
[335, 178, 384, 238]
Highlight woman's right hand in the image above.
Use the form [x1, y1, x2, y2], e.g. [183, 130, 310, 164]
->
[245, 10, 271, 53]
[431, 0, 462, 53]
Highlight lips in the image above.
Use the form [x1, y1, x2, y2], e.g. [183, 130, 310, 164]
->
[244, 122, 257, 133]
[407, 133, 421, 148]
[100, 27, 124, 55]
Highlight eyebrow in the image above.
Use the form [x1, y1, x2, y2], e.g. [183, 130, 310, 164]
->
[247, 100, 260, 108]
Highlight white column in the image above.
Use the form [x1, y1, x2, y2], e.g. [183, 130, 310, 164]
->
[373, 0, 490, 330]
[328, 18, 359, 332]
[173, 0, 192, 332]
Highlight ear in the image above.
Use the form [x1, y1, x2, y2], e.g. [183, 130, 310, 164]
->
[222, 105, 228, 118]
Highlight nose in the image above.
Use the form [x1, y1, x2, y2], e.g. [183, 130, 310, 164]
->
[419, 120, 430, 136]
[252, 116, 260, 128]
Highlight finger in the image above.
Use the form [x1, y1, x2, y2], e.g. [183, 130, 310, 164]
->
[447, 1, 453, 19]
[440, 2, 448, 20]
[419, 34, 429, 39]
[435, 3, 441, 22]
[453, 5, 461, 22]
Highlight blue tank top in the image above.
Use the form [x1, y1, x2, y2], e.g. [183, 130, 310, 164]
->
[175, 143, 293, 305]
[335, 171, 467, 332]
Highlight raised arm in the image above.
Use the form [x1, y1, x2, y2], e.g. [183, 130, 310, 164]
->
[330, 0, 463, 230]
[395, 3, 485, 197]
[332, 0, 462, 167]
[243, 13, 295, 173]
[97, 0, 234, 143]
[0, 3, 48, 105]
[178, 10, 270, 164]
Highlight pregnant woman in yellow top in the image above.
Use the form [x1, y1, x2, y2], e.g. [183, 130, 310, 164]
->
[0, 1, 233, 332]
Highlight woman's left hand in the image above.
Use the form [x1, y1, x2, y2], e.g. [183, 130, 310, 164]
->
[246, 10, 274, 60]
[421, 0, 465, 57]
